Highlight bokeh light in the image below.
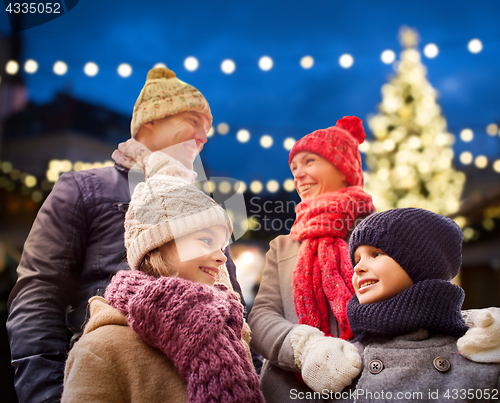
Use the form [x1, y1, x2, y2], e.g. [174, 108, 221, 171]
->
[117, 63, 132, 77]
[339, 54, 354, 68]
[381, 50, 396, 64]
[217, 123, 230, 135]
[84, 62, 99, 77]
[266, 180, 279, 193]
[260, 135, 273, 148]
[459, 151, 473, 165]
[184, 57, 199, 71]
[6, 60, 19, 75]
[474, 155, 488, 169]
[460, 128, 473, 142]
[236, 129, 250, 143]
[250, 180, 263, 194]
[283, 137, 296, 150]
[24, 59, 38, 74]
[486, 123, 498, 135]
[283, 179, 295, 192]
[53, 61, 68, 75]
[468, 39, 483, 53]
[259, 56, 273, 71]
[300, 56, 314, 69]
[423, 43, 439, 58]
[221, 59, 236, 74]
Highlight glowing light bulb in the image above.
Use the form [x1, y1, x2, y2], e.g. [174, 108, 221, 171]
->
[84, 62, 99, 77]
[423, 43, 439, 58]
[217, 123, 230, 135]
[184, 57, 199, 71]
[381, 50, 396, 64]
[53, 61, 68, 75]
[117, 63, 132, 77]
[250, 180, 263, 194]
[236, 129, 250, 143]
[339, 54, 354, 68]
[259, 56, 273, 71]
[468, 39, 483, 53]
[24, 59, 38, 74]
[221, 59, 236, 74]
[260, 135, 273, 148]
[300, 56, 314, 69]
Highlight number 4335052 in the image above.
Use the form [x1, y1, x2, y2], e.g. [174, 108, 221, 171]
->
[5, 3, 61, 14]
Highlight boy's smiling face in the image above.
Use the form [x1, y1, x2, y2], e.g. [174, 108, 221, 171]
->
[352, 245, 414, 304]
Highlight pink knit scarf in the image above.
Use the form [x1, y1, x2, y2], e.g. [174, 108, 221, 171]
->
[290, 186, 375, 340]
[105, 270, 264, 403]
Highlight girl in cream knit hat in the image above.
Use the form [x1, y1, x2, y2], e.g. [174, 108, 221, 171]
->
[62, 160, 264, 403]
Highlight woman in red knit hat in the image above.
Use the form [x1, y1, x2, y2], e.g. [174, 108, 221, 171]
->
[248, 116, 376, 402]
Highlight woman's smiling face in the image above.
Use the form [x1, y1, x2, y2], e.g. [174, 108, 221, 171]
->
[290, 151, 348, 200]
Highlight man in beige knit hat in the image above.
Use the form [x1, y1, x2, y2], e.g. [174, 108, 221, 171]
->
[7, 67, 246, 403]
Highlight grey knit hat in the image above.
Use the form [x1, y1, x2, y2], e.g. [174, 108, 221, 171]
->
[349, 208, 463, 282]
[125, 175, 233, 270]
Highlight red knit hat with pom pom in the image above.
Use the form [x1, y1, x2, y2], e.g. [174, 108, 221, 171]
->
[288, 116, 366, 187]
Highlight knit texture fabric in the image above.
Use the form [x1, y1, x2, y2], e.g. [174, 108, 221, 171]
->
[105, 270, 264, 403]
[349, 207, 463, 282]
[290, 186, 375, 340]
[125, 173, 232, 270]
[457, 308, 500, 363]
[347, 279, 468, 342]
[288, 116, 366, 187]
[112, 137, 151, 169]
[131, 67, 212, 137]
[112, 140, 198, 183]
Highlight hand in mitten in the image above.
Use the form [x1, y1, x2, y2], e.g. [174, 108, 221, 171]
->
[290, 325, 362, 393]
[458, 307, 500, 363]
[104, 270, 155, 314]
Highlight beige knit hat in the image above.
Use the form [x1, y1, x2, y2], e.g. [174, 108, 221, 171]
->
[130, 67, 213, 137]
[125, 174, 233, 270]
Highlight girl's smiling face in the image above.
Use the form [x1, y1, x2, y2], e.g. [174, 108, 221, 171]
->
[290, 151, 348, 200]
[160, 225, 228, 286]
[352, 245, 414, 304]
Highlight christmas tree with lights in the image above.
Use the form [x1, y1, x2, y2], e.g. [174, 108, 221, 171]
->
[364, 27, 466, 216]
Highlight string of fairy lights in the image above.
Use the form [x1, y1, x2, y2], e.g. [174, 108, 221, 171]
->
[0, 37, 487, 79]
[1, 114, 499, 202]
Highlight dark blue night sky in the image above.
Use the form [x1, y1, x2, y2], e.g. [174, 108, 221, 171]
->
[1, 0, 499, 185]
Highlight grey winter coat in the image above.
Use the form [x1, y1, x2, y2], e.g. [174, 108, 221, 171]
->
[340, 329, 500, 403]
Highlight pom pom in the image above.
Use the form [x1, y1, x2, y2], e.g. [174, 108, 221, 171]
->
[146, 67, 176, 81]
[335, 116, 366, 144]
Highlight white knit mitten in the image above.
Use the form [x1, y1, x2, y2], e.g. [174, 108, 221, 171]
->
[290, 325, 362, 393]
[458, 308, 500, 363]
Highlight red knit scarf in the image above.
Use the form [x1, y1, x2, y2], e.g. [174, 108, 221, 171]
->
[290, 186, 375, 340]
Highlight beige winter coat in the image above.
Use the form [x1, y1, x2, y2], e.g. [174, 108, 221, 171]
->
[63, 293, 253, 403]
[62, 296, 187, 402]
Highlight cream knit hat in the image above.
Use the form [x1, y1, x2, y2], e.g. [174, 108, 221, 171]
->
[125, 175, 233, 270]
[130, 67, 213, 137]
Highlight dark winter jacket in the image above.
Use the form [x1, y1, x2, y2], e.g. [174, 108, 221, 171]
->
[6, 164, 244, 403]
